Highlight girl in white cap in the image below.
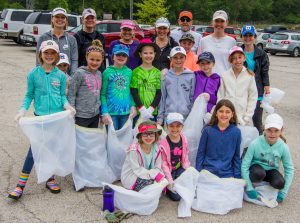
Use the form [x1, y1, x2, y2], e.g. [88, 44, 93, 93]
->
[8, 40, 75, 200]
[242, 113, 294, 203]
[160, 112, 190, 201]
[57, 53, 70, 95]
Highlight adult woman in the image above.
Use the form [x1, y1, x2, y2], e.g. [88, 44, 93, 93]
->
[241, 25, 270, 134]
[197, 10, 236, 75]
[108, 20, 140, 70]
[36, 7, 78, 74]
[151, 17, 178, 70]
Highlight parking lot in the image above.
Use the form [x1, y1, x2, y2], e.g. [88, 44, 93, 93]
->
[0, 38, 300, 223]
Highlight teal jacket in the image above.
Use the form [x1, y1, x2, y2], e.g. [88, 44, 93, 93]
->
[241, 135, 294, 195]
[21, 66, 69, 115]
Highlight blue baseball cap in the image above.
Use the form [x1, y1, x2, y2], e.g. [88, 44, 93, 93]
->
[197, 51, 215, 64]
[242, 25, 256, 36]
[112, 44, 129, 56]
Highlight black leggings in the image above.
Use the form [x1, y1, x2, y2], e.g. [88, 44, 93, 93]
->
[75, 114, 100, 128]
[249, 164, 285, 189]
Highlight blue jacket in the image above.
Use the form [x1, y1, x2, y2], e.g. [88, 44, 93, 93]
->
[21, 66, 69, 115]
[196, 124, 242, 178]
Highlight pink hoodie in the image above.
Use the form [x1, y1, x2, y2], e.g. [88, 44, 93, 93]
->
[159, 133, 190, 184]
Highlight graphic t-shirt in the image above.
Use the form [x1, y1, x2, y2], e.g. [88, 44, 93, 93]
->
[167, 136, 183, 170]
[130, 66, 161, 115]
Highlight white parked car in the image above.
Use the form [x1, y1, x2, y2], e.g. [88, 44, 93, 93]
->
[0, 9, 33, 43]
[21, 11, 81, 46]
[255, 32, 272, 51]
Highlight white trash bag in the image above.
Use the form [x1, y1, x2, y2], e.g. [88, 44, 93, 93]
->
[173, 167, 199, 218]
[183, 96, 207, 167]
[244, 182, 278, 208]
[72, 125, 116, 191]
[238, 125, 259, 158]
[107, 118, 134, 180]
[192, 170, 246, 215]
[105, 179, 168, 215]
[261, 88, 285, 113]
[19, 111, 76, 183]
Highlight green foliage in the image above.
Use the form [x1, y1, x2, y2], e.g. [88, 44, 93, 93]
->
[48, 0, 69, 12]
[135, 0, 168, 25]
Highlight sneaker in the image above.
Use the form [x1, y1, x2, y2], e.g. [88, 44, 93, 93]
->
[8, 186, 23, 200]
[46, 179, 61, 194]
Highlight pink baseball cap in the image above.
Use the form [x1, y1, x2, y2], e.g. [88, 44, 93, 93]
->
[229, 46, 245, 58]
[120, 20, 135, 30]
[39, 40, 59, 53]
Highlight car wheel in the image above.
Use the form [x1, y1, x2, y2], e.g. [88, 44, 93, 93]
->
[270, 52, 276, 55]
[292, 47, 299, 57]
[257, 43, 263, 50]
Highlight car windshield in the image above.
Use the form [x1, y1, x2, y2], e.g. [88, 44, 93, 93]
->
[271, 34, 288, 40]
[68, 16, 78, 27]
[225, 28, 234, 34]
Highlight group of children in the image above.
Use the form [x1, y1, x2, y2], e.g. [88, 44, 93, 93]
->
[9, 33, 294, 207]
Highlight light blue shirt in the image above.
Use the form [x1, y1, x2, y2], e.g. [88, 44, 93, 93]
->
[244, 50, 255, 72]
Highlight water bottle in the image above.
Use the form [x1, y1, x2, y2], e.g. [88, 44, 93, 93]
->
[102, 186, 114, 212]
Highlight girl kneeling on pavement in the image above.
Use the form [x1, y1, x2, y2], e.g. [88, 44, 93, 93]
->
[196, 99, 241, 178]
[160, 113, 190, 201]
[121, 121, 165, 191]
[242, 113, 294, 203]
[8, 40, 75, 200]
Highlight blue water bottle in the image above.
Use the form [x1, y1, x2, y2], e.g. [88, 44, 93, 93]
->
[103, 185, 115, 212]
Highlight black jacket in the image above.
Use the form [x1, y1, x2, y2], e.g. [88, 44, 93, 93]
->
[242, 44, 270, 97]
[74, 30, 106, 73]
[151, 36, 178, 70]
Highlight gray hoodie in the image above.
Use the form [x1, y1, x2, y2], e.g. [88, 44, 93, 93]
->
[68, 66, 102, 118]
[157, 68, 195, 123]
[36, 31, 78, 74]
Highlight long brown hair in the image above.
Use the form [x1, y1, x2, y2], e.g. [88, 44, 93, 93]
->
[209, 99, 238, 126]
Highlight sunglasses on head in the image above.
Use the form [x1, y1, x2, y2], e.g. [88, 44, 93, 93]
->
[180, 17, 191, 22]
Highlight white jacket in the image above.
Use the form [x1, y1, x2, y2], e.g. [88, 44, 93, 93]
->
[217, 67, 258, 123]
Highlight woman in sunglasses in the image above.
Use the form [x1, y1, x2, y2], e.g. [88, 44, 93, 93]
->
[170, 11, 201, 54]
[36, 7, 78, 75]
[197, 10, 236, 75]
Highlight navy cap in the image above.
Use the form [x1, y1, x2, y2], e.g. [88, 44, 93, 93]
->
[197, 51, 215, 64]
[242, 25, 256, 36]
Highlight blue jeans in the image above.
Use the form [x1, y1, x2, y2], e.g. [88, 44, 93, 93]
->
[166, 167, 185, 201]
[22, 147, 34, 174]
[111, 114, 129, 130]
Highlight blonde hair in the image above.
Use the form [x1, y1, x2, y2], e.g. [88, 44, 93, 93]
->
[86, 40, 104, 56]
[38, 51, 60, 65]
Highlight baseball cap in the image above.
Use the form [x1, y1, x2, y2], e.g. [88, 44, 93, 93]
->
[166, 113, 184, 125]
[52, 7, 67, 17]
[82, 8, 96, 19]
[170, 46, 186, 57]
[213, 10, 228, 21]
[179, 33, 195, 43]
[179, 11, 193, 20]
[39, 40, 59, 53]
[120, 20, 135, 30]
[242, 25, 256, 36]
[229, 46, 245, 58]
[57, 53, 70, 65]
[112, 44, 129, 56]
[155, 17, 170, 28]
[264, 113, 283, 130]
[197, 52, 215, 63]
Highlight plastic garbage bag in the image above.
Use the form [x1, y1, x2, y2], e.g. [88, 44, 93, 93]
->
[19, 111, 76, 183]
[72, 125, 116, 191]
[238, 125, 259, 158]
[107, 118, 134, 180]
[244, 182, 278, 208]
[183, 96, 207, 167]
[104, 179, 168, 215]
[192, 170, 246, 215]
[173, 167, 199, 218]
[261, 88, 285, 113]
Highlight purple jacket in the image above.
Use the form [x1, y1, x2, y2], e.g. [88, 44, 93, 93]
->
[193, 70, 220, 112]
[108, 39, 141, 70]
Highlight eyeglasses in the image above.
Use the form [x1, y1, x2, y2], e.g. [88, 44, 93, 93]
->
[180, 17, 191, 23]
[141, 132, 156, 137]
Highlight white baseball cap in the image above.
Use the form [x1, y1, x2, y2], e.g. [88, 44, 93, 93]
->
[170, 46, 186, 57]
[213, 10, 228, 21]
[265, 113, 284, 130]
[39, 40, 59, 53]
[57, 53, 70, 65]
[155, 17, 170, 28]
[166, 113, 184, 125]
[52, 7, 67, 17]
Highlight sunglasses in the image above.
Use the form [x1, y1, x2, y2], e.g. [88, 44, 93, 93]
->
[180, 17, 191, 22]
[115, 53, 128, 57]
[141, 132, 156, 137]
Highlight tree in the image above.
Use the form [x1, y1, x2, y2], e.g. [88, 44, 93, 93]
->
[135, 0, 168, 24]
[48, 0, 69, 12]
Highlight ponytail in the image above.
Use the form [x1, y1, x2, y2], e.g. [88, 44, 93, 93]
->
[280, 133, 287, 144]
[86, 39, 104, 56]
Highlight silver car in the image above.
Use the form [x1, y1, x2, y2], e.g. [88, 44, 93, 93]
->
[266, 32, 300, 57]
[255, 32, 272, 51]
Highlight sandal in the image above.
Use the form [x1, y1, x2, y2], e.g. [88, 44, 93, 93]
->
[46, 179, 61, 194]
[8, 186, 23, 200]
